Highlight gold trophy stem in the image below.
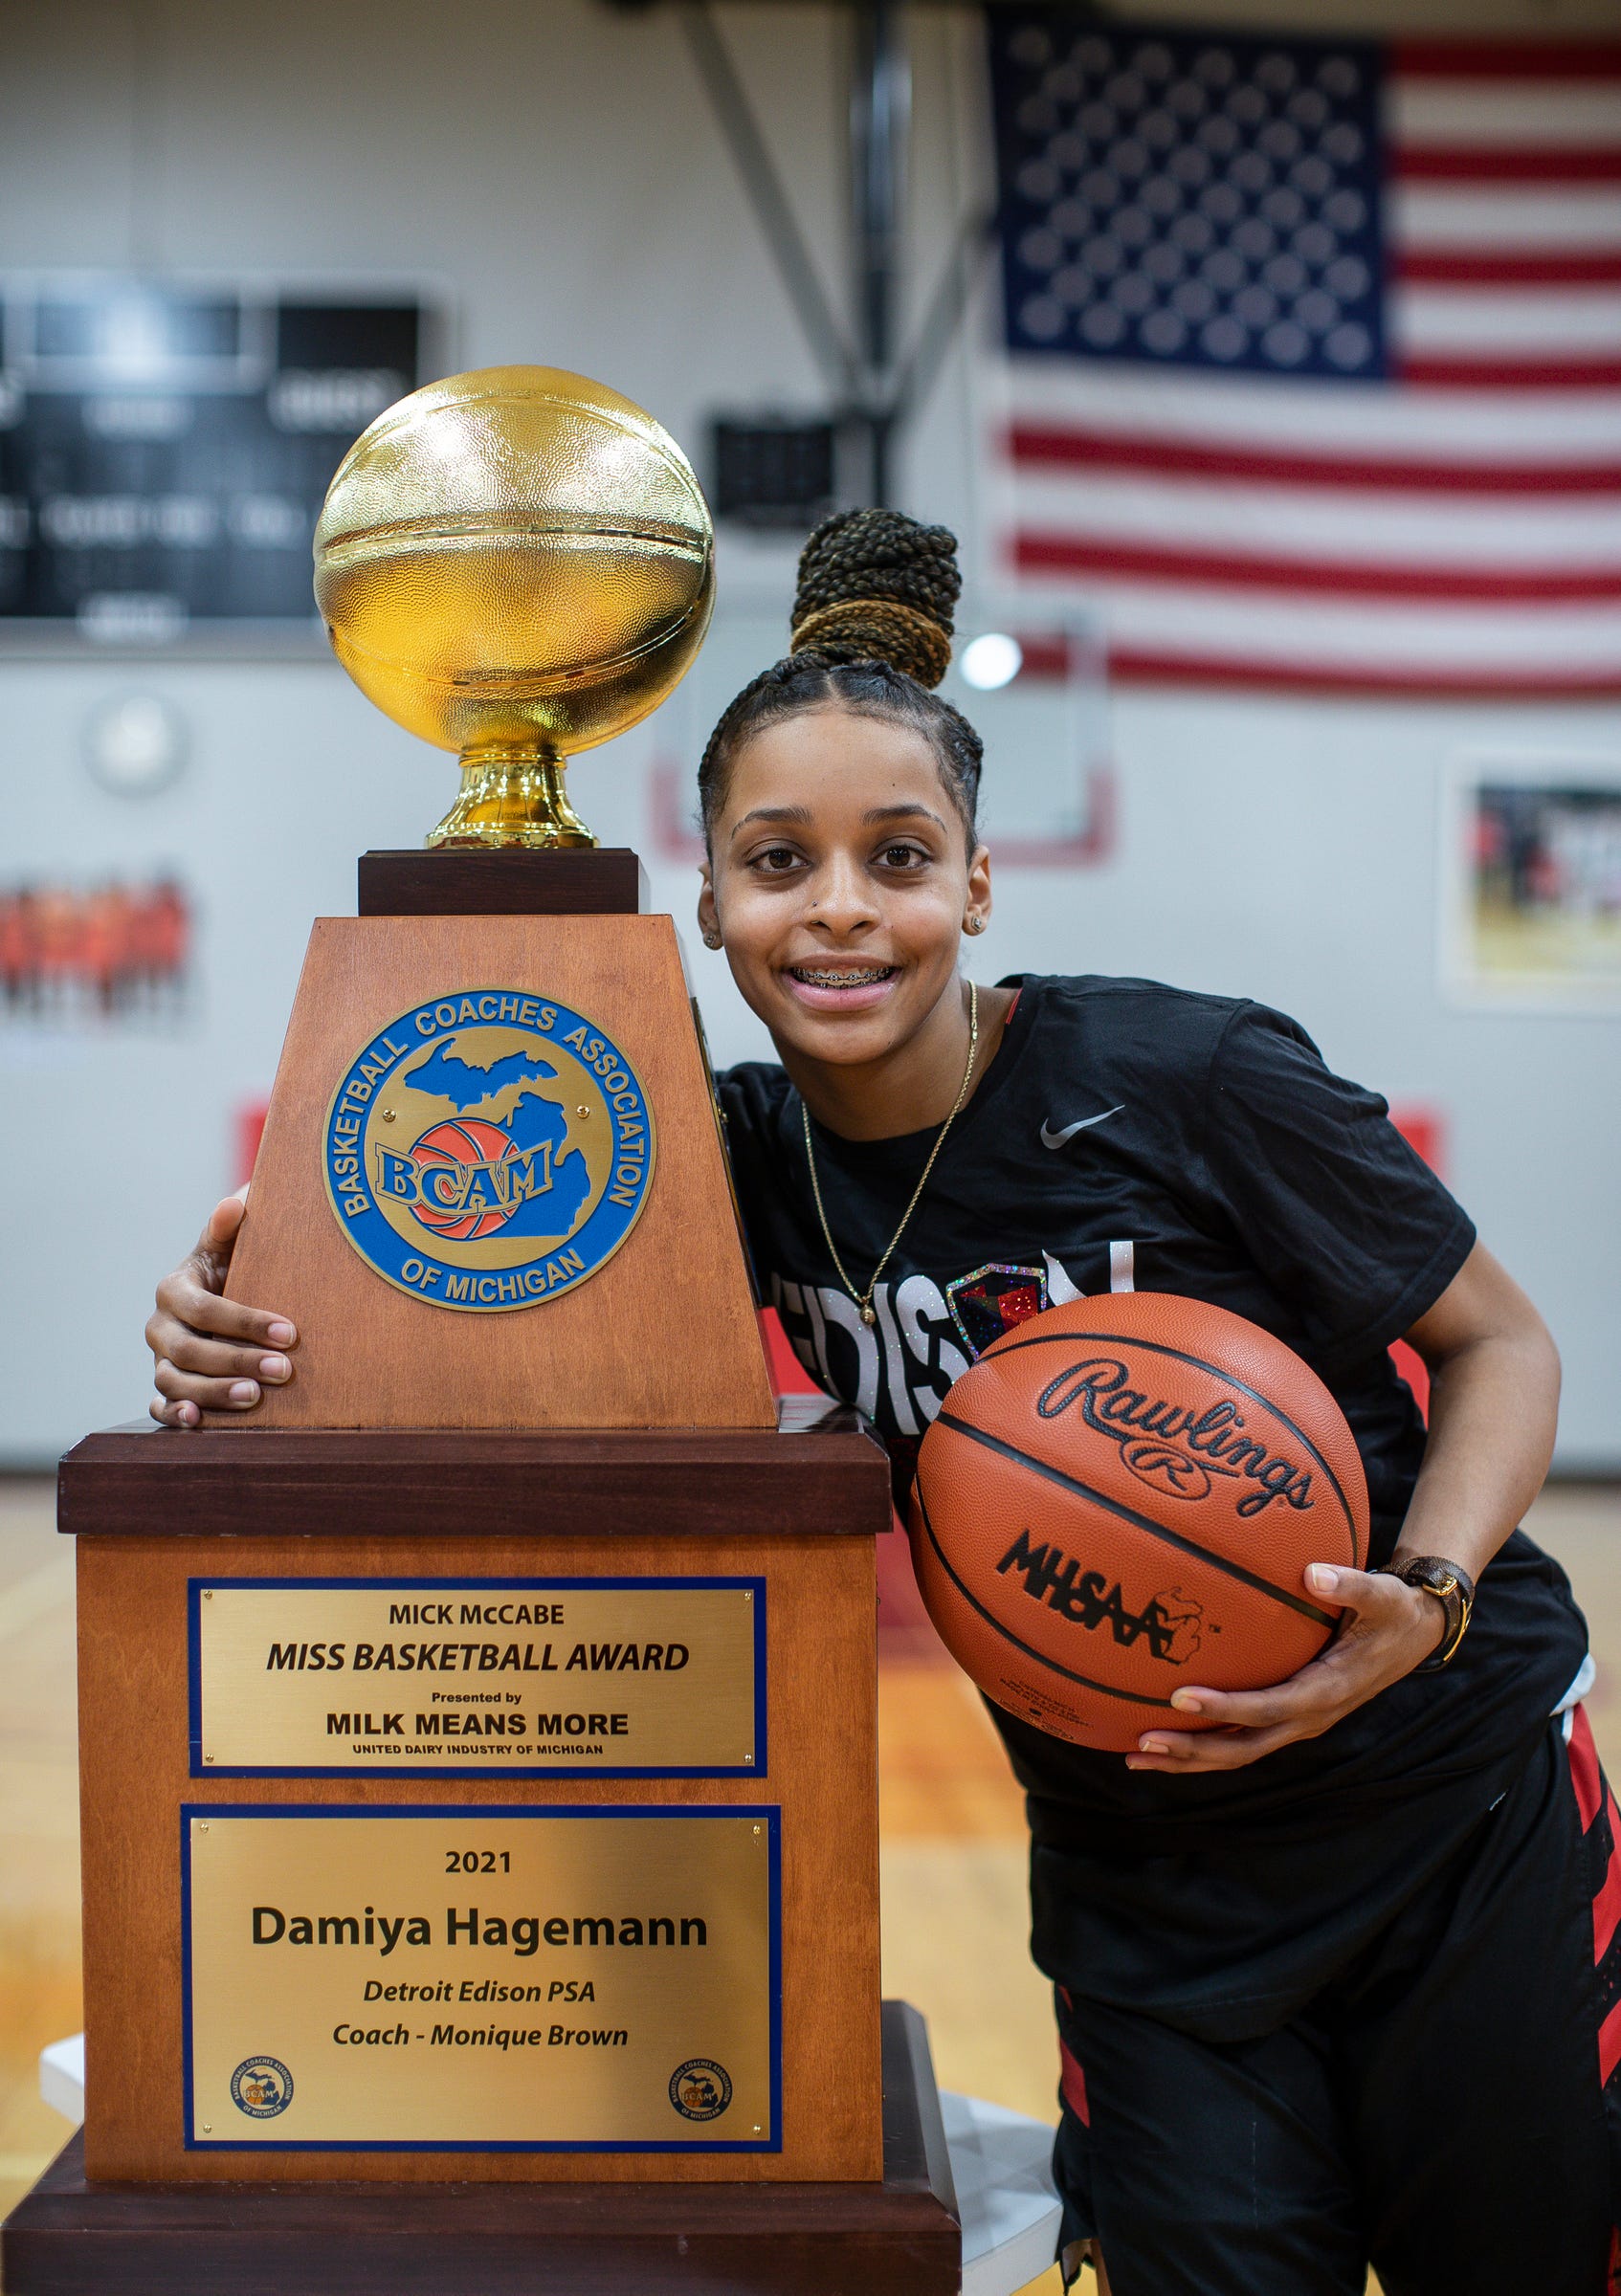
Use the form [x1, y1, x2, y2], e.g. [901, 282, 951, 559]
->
[427, 742, 597, 850]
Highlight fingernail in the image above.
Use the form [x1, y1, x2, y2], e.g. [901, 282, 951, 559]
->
[267, 1321, 297, 1347]
[1308, 1565, 1340, 1594]
[1140, 1738, 1170, 1756]
[258, 1355, 291, 1381]
[178, 1402, 199, 1427]
[1170, 1691, 1203, 1713]
[229, 1380, 259, 1404]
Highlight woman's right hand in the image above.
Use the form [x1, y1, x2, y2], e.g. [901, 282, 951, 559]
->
[146, 1186, 299, 1426]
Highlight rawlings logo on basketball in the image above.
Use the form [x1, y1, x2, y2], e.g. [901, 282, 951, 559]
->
[322, 991, 655, 1313]
[996, 1529, 1206, 1665]
[1036, 1358, 1315, 1517]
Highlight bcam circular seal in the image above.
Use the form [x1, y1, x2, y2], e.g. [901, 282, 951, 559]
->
[231, 2056, 293, 2117]
[323, 990, 655, 1312]
[669, 2059, 732, 2121]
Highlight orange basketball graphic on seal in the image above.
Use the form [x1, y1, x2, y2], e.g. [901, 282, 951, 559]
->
[908, 1292, 1368, 1754]
[407, 1117, 518, 1242]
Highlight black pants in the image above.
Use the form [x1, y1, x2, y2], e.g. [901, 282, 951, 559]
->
[1053, 1713, 1621, 2295]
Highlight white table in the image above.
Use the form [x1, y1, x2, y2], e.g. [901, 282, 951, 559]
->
[943, 2086, 1064, 2295]
[41, 2036, 1062, 2295]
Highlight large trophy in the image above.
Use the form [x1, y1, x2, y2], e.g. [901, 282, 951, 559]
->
[5, 371, 958, 2293]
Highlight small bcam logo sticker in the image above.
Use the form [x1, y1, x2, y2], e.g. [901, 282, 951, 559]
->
[322, 990, 655, 1313]
[230, 2056, 293, 2118]
[669, 2059, 732, 2121]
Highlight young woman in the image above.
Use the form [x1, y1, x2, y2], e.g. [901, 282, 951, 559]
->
[148, 511, 1612, 2295]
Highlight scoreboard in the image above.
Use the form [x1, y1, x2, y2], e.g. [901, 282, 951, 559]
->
[0, 279, 433, 638]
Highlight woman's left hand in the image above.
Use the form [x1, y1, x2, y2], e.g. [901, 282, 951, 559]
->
[1123, 1564, 1446, 1773]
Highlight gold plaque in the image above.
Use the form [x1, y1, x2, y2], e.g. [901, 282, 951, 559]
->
[184, 1808, 778, 2151]
[190, 1578, 762, 1776]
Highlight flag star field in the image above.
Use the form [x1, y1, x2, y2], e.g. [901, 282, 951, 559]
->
[991, 24, 1387, 380]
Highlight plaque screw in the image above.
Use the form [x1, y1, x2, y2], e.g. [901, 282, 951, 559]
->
[744, 1755, 753, 1763]
[382, 1107, 396, 1123]
[753, 2125, 763, 2134]
[198, 1822, 209, 1833]
[753, 1825, 761, 1836]
[203, 1590, 212, 1600]
[576, 1105, 590, 1118]
[202, 2124, 211, 2133]
[204, 1754, 214, 1763]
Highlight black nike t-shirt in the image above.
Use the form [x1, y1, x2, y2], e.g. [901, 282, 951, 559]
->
[717, 975, 1588, 2004]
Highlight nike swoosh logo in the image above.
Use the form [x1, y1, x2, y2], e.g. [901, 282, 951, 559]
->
[1040, 1106, 1124, 1149]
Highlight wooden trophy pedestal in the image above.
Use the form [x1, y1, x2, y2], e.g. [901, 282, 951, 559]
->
[220, 899, 775, 1431]
[2, 2004, 959, 2296]
[60, 1412, 889, 2189]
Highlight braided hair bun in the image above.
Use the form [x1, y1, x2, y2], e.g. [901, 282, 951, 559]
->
[696, 507, 983, 850]
[789, 509, 961, 689]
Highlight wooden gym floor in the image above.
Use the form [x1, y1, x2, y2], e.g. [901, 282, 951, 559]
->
[3, 1477, 1620, 2295]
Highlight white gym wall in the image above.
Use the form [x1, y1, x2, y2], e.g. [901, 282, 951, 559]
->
[0, 0, 1615, 1465]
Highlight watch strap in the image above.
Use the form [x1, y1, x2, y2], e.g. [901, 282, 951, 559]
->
[1388, 1555, 1476, 1671]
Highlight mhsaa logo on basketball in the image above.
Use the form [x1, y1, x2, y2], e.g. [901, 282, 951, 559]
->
[322, 990, 655, 1312]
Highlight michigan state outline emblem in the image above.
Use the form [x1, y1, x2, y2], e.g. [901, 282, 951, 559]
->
[323, 989, 655, 1312]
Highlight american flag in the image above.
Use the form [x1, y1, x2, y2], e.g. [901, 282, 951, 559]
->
[987, 20, 1621, 695]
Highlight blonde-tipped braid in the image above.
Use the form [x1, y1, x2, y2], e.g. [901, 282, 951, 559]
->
[789, 597, 952, 690]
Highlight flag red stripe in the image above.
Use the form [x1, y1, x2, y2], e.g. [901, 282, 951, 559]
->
[1394, 146, 1621, 185]
[1396, 38, 1621, 79]
[1398, 354, 1621, 388]
[1571, 1708, 1606, 1834]
[1397, 250, 1621, 286]
[1105, 648, 1621, 699]
[1008, 423, 1621, 495]
[1015, 533, 1621, 603]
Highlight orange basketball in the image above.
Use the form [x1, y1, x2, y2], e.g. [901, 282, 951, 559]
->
[908, 1293, 1368, 1753]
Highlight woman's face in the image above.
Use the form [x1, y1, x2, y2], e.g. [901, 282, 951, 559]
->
[699, 704, 991, 1070]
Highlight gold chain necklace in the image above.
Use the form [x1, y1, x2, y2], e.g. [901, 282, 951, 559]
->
[801, 980, 980, 1327]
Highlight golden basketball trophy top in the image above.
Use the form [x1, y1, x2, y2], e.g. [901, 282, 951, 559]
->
[314, 364, 715, 850]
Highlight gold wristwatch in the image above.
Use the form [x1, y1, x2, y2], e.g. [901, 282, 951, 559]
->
[1388, 1556, 1476, 1671]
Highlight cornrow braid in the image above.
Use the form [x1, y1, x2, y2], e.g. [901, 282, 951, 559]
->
[697, 508, 984, 850]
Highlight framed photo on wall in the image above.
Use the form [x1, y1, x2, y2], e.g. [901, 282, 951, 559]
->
[1441, 751, 1621, 1012]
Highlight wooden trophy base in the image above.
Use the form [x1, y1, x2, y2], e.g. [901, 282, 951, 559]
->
[0, 2003, 960, 2295]
[67, 1412, 890, 2187]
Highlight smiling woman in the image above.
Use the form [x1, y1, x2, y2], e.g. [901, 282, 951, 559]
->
[694, 512, 1011, 1153]
[146, 510, 1606, 2296]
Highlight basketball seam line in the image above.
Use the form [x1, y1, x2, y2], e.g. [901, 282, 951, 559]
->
[976, 1328, 1362, 1557]
[913, 1481, 1178, 1712]
[933, 1412, 1338, 1629]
